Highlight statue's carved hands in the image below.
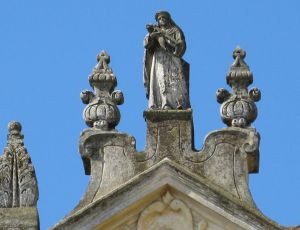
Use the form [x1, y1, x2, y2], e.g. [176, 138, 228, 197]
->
[157, 37, 166, 50]
[147, 25, 164, 40]
[149, 31, 162, 39]
[149, 30, 167, 50]
[146, 24, 158, 33]
[80, 90, 94, 104]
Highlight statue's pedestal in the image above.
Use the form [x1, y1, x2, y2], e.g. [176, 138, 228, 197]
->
[143, 109, 194, 165]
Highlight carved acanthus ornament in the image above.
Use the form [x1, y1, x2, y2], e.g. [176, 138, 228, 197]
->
[81, 50, 124, 130]
[216, 47, 261, 128]
[137, 191, 193, 230]
[0, 121, 38, 208]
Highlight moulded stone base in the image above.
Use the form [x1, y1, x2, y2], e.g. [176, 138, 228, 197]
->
[0, 207, 39, 230]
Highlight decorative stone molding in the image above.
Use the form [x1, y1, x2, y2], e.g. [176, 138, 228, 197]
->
[51, 159, 283, 230]
[75, 129, 136, 212]
[0, 121, 38, 208]
[184, 127, 260, 207]
[81, 50, 124, 131]
[137, 191, 193, 230]
[217, 47, 261, 128]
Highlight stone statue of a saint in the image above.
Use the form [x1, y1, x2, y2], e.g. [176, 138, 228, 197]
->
[143, 11, 190, 110]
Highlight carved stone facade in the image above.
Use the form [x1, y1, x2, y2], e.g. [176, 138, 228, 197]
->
[137, 192, 193, 230]
[111, 188, 250, 230]
[1, 10, 299, 230]
[50, 42, 288, 229]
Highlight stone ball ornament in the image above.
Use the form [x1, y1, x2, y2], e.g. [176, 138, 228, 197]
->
[8, 121, 22, 134]
[249, 87, 261, 102]
[111, 90, 124, 105]
[216, 88, 230, 104]
[220, 96, 258, 127]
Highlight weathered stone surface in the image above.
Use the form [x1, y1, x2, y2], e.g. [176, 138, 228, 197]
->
[51, 159, 283, 230]
[142, 109, 259, 207]
[51, 48, 289, 230]
[140, 109, 193, 167]
[74, 107, 259, 212]
[0, 121, 38, 208]
[0, 121, 39, 229]
[185, 127, 260, 206]
[0, 207, 39, 229]
[81, 51, 124, 130]
[74, 128, 137, 212]
[217, 47, 261, 128]
[137, 191, 193, 230]
[143, 11, 190, 110]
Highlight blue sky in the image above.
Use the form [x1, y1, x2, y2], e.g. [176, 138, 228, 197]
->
[0, 1, 299, 229]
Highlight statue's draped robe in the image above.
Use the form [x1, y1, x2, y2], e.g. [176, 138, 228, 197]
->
[144, 26, 190, 109]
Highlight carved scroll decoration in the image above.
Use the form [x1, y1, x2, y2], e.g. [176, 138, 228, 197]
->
[137, 191, 193, 230]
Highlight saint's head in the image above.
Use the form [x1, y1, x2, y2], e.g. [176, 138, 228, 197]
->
[155, 11, 171, 28]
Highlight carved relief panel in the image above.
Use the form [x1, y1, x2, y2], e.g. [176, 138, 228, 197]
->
[109, 190, 247, 230]
[137, 191, 194, 230]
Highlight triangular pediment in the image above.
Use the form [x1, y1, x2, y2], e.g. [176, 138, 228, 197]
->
[96, 187, 254, 230]
[52, 159, 282, 230]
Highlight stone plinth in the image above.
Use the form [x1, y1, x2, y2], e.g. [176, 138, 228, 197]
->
[0, 207, 39, 230]
[143, 109, 193, 166]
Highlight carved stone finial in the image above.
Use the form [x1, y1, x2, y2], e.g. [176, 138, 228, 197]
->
[95, 51, 111, 71]
[0, 121, 38, 208]
[8, 121, 22, 133]
[216, 47, 261, 128]
[81, 51, 124, 130]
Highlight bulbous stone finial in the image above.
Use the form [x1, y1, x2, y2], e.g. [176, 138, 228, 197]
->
[217, 47, 261, 128]
[81, 51, 124, 130]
